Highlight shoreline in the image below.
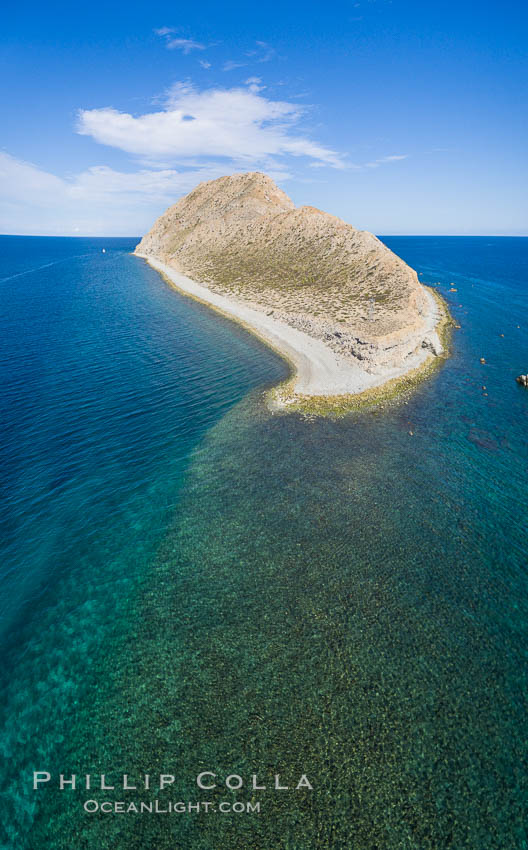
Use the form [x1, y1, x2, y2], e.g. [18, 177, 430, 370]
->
[135, 254, 450, 413]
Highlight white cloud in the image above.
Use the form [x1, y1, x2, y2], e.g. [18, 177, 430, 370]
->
[166, 38, 205, 54]
[0, 144, 411, 237]
[0, 150, 65, 204]
[222, 41, 276, 72]
[155, 28, 205, 53]
[77, 82, 344, 169]
[199, 59, 212, 69]
[244, 76, 264, 93]
[0, 151, 264, 235]
[223, 60, 246, 71]
[248, 41, 276, 63]
[365, 154, 408, 168]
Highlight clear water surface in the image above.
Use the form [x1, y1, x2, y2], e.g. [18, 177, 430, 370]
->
[0, 235, 526, 849]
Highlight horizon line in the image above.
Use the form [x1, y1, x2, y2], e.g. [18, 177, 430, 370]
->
[1, 232, 527, 239]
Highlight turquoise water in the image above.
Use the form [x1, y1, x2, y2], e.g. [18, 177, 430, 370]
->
[0, 236, 527, 848]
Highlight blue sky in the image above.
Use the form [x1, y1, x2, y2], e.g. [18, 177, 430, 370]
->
[1, 0, 527, 235]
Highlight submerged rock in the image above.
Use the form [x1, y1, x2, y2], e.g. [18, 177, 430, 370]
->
[467, 428, 499, 451]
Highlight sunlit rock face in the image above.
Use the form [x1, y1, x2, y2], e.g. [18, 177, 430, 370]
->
[136, 171, 442, 373]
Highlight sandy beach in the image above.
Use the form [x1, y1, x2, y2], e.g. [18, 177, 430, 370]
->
[137, 254, 444, 403]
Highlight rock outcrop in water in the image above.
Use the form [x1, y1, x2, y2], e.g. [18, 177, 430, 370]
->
[135, 172, 444, 376]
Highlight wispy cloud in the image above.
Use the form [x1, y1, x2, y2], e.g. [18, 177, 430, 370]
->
[245, 76, 264, 93]
[365, 154, 408, 168]
[77, 82, 345, 169]
[0, 151, 268, 235]
[0, 137, 415, 237]
[166, 38, 205, 54]
[247, 41, 276, 63]
[222, 40, 276, 72]
[155, 28, 205, 54]
[199, 59, 212, 69]
[223, 60, 246, 72]
[309, 152, 408, 171]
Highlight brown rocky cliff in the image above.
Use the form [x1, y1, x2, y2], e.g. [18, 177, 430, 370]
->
[135, 172, 442, 373]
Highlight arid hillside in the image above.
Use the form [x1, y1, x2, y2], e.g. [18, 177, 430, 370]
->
[135, 172, 443, 372]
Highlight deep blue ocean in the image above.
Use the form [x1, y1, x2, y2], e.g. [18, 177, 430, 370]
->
[0, 235, 526, 849]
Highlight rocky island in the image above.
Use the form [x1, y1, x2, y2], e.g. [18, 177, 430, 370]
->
[135, 172, 449, 411]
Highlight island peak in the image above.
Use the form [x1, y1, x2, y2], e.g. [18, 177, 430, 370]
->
[135, 172, 449, 410]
